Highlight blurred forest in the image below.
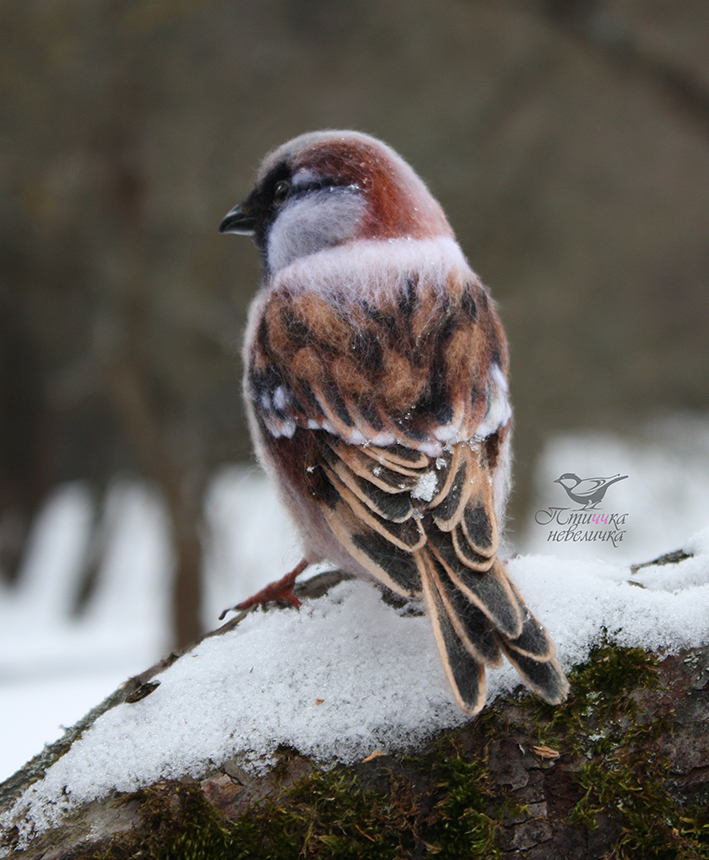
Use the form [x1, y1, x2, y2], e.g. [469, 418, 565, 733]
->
[2, 0, 709, 647]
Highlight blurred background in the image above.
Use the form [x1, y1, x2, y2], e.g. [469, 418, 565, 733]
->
[2, 0, 709, 777]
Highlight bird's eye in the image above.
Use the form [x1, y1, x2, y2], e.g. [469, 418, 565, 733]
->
[273, 180, 291, 206]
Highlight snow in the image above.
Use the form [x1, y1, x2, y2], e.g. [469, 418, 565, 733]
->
[510, 542, 709, 663]
[0, 467, 301, 784]
[3, 534, 709, 845]
[411, 471, 438, 501]
[6, 580, 462, 844]
[0, 483, 172, 782]
[1, 419, 709, 848]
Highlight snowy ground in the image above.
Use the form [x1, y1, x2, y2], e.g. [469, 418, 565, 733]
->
[0, 467, 302, 784]
[1, 416, 708, 788]
[4, 527, 709, 847]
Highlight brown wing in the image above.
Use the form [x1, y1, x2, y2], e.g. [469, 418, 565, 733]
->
[246, 271, 509, 448]
[318, 436, 567, 713]
[247, 270, 568, 714]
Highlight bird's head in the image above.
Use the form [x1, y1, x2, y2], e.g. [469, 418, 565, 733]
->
[554, 473, 580, 488]
[220, 130, 454, 274]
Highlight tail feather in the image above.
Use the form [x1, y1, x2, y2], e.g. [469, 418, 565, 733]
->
[422, 550, 568, 714]
[421, 560, 487, 714]
[497, 640, 570, 705]
[425, 550, 502, 667]
[315, 434, 569, 714]
[429, 541, 523, 640]
[503, 612, 556, 661]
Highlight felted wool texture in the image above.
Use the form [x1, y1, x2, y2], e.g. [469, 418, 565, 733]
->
[271, 236, 472, 306]
[234, 128, 547, 717]
[267, 187, 368, 274]
[247, 239, 510, 458]
[257, 131, 453, 243]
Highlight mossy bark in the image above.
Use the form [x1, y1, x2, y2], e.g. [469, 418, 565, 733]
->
[2, 565, 708, 860]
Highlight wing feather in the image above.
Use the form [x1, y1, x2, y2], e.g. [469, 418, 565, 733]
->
[320, 489, 424, 596]
[427, 447, 461, 507]
[322, 464, 426, 552]
[430, 450, 473, 531]
[360, 444, 430, 471]
[322, 445, 414, 522]
[461, 490, 497, 556]
[451, 526, 496, 570]
[325, 437, 421, 494]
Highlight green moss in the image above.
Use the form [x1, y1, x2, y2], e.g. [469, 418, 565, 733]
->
[99, 782, 235, 860]
[423, 741, 500, 858]
[534, 642, 708, 860]
[231, 769, 407, 859]
[81, 737, 499, 860]
[540, 639, 660, 741]
[226, 738, 499, 859]
[70, 642, 709, 860]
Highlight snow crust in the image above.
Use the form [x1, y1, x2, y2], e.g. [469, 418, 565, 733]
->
[3, 527, 709, 848]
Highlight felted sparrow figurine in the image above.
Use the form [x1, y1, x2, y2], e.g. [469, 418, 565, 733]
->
[220, 130, 568, 714]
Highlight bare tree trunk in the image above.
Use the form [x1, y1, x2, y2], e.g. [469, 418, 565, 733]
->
[108, 342, 204, 647]
[100, 82, 204, 649]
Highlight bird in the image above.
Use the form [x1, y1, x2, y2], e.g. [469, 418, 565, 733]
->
[219, 130, 568, 715]
[554, 473, 627, 509]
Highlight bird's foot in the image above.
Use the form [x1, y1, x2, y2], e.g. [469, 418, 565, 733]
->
[219, 559, 310, 619]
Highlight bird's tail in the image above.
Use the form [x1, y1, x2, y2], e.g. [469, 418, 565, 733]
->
[420, 550, 569, 714]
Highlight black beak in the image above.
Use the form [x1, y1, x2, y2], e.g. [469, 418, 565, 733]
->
[219, 194, 256, 234]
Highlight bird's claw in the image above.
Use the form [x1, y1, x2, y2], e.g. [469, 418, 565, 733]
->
[220, 559, 309, 618]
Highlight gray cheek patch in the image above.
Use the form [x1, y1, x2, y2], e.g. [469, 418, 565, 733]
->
[267, 190, 366, 272]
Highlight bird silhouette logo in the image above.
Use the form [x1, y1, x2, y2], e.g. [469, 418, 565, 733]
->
[554, 473, 628, 509]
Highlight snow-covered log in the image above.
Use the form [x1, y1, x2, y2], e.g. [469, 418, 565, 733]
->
[2, 538, 709, 859]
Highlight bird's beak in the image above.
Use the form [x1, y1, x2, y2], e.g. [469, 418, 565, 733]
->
[219, 193, 256, 235]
